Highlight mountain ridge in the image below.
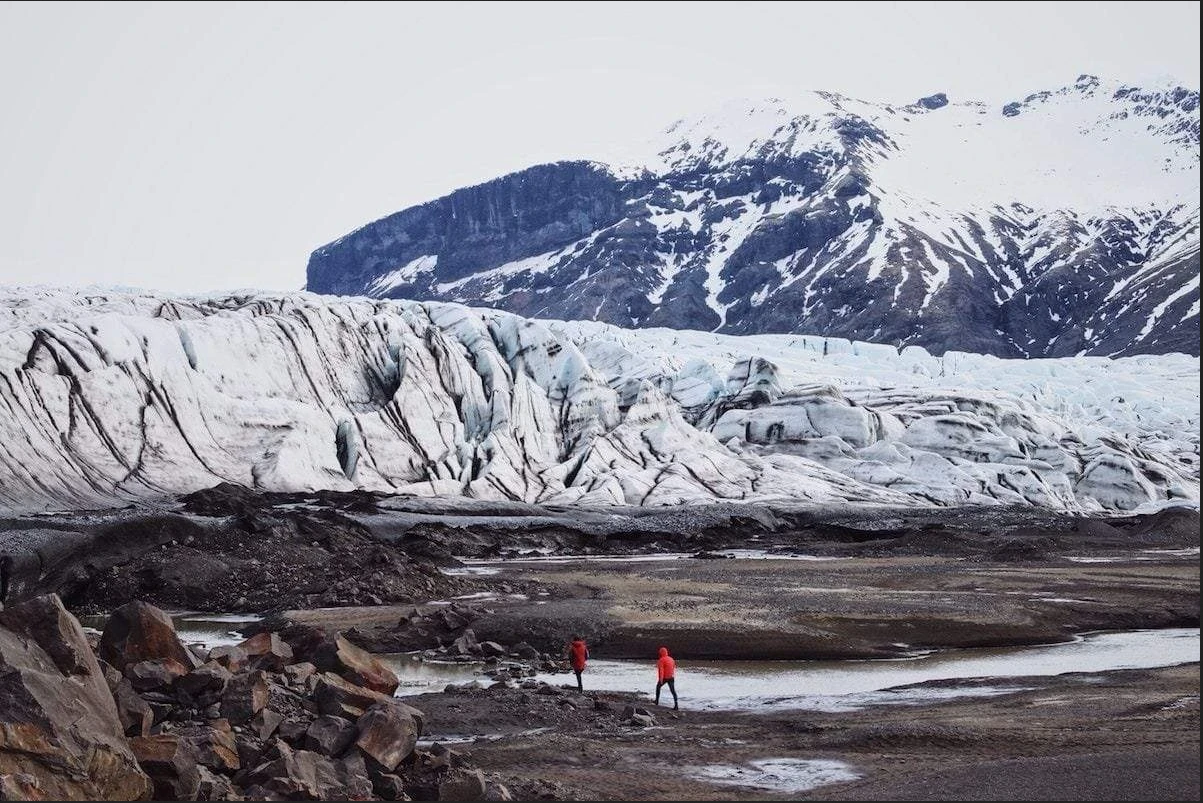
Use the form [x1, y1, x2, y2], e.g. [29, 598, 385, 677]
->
[307, 76, 1200, 357]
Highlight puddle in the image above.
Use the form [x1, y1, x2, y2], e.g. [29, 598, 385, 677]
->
[375, 653, 492, 696]
[688, 758, 860, 794]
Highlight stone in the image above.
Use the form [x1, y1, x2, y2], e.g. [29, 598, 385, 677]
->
[176, 661, 233, 697]
[208, 645, 248, 672]
[234, 733, 266, 771]
[238, 632, 294, 672]
[283, 661, 317, 687]
[196, 765, 238, 801]
[130, 734, 202, 801]
[0, 594, 152, 800]
[484, 781, 515, 801]
[511, 642, 540, 659]
[239, 742, 344, 800]
[438, 768, 488, 802]
[250, 709, 285, 741]
[372, 772, 409, 801]
[335, 750, 374, 800]
[309, 634, 399, 695]
[125, 657, 190, 692]
[175, 721, 241, 774]
[276, 719, 310, 746]
[98, 600, 197, 672]
[312, 672, 392, 720]
[0, 594, 93, 676]
[0, 772, 44, 800]
[621, 704, 653, 719]
[111, 677, 154, 736]
[303, 715, 356, 757]
[221, 670, 268, 724]
[630, 713, 656, 727]
[479, 641, 507, 657]
[451, 628, 479, 656]
[353, 702, 422, 771]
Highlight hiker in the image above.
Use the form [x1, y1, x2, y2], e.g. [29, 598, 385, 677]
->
[567, 634, 589, 691]
[654, 645, 678, 709]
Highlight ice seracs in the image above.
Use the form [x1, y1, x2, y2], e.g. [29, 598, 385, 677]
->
[0, 288, 1196, 515]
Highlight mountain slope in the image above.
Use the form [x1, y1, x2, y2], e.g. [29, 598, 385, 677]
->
[0, 289, 1196, 514]
[307, 76, 1200, 357]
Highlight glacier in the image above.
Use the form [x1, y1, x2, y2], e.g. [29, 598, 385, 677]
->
[0, 288, 1197, 514]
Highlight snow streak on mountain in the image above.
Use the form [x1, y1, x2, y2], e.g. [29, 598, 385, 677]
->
[1, 289, 1196, 514]
[307, 76, 1200, 357]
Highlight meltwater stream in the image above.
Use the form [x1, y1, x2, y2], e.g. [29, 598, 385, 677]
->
[386, 628, 1199, 712]
[101, 614, 1198, 713]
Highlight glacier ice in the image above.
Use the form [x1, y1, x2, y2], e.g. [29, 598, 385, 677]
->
[0, 288, 1196, 514]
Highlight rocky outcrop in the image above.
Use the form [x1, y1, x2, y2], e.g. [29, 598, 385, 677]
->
[3, 595, 514, 801]
[0, 594, 152, 800]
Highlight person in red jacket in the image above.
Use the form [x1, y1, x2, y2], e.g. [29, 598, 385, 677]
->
[654, 646, 678, 710]
[567, 635, 589, 691]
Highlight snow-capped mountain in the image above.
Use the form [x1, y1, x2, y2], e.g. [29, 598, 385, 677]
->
[307, 76, 1200, 357]
[1, 288, 1196, 514]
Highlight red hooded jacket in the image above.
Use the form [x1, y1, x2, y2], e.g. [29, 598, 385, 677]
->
[656, 646, 676, 682]
[569, 639, 589, 672]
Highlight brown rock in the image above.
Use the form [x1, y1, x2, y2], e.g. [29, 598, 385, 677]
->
[354, 702, 422, 771]
[276, 719, 310, 746]
[239, 632, 294, 672]
[208, 645, 248, 672]
[451, 628, 479, 656]
[177, 661, 233, 697]
[478, 641, 507, 658]
[438, 768, 488, 801]
[312, 635, 399, 695]
[176, 721, 241, 774]
[250, 709, 285, 741]
[0, 772, 45, 800]
[113, 678, 154, 737]
[98, 600, 198, 672]
[283, 661, 317, 687]
[0, 594, 94, 676]
[220, 670, 268, 724]
[372, 772, 409, 801]
[196, 765, 240, 801]
[130, 734, 202, 800]
[240, 742, 343, 800]
[483, 781, 515, 801]
[312, 672, 392, 720]
[125, 657, 190, 692]
[0, 594, 152, 801]
[303, 715, 356, 757]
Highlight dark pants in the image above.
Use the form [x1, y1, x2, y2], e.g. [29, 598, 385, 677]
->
[573, 669, 583, 691]
[655, 677, 677, 708]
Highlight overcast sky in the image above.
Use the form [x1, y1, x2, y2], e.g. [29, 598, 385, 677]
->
[0, 1, 1198, 293]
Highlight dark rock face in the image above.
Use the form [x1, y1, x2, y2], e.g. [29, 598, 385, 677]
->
[306, 81, 1199, 359]
[0, 594, 153, 800]
[307, 161, 628, 302]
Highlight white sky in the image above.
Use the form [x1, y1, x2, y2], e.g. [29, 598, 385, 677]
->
[0, 1, 1198, 293]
